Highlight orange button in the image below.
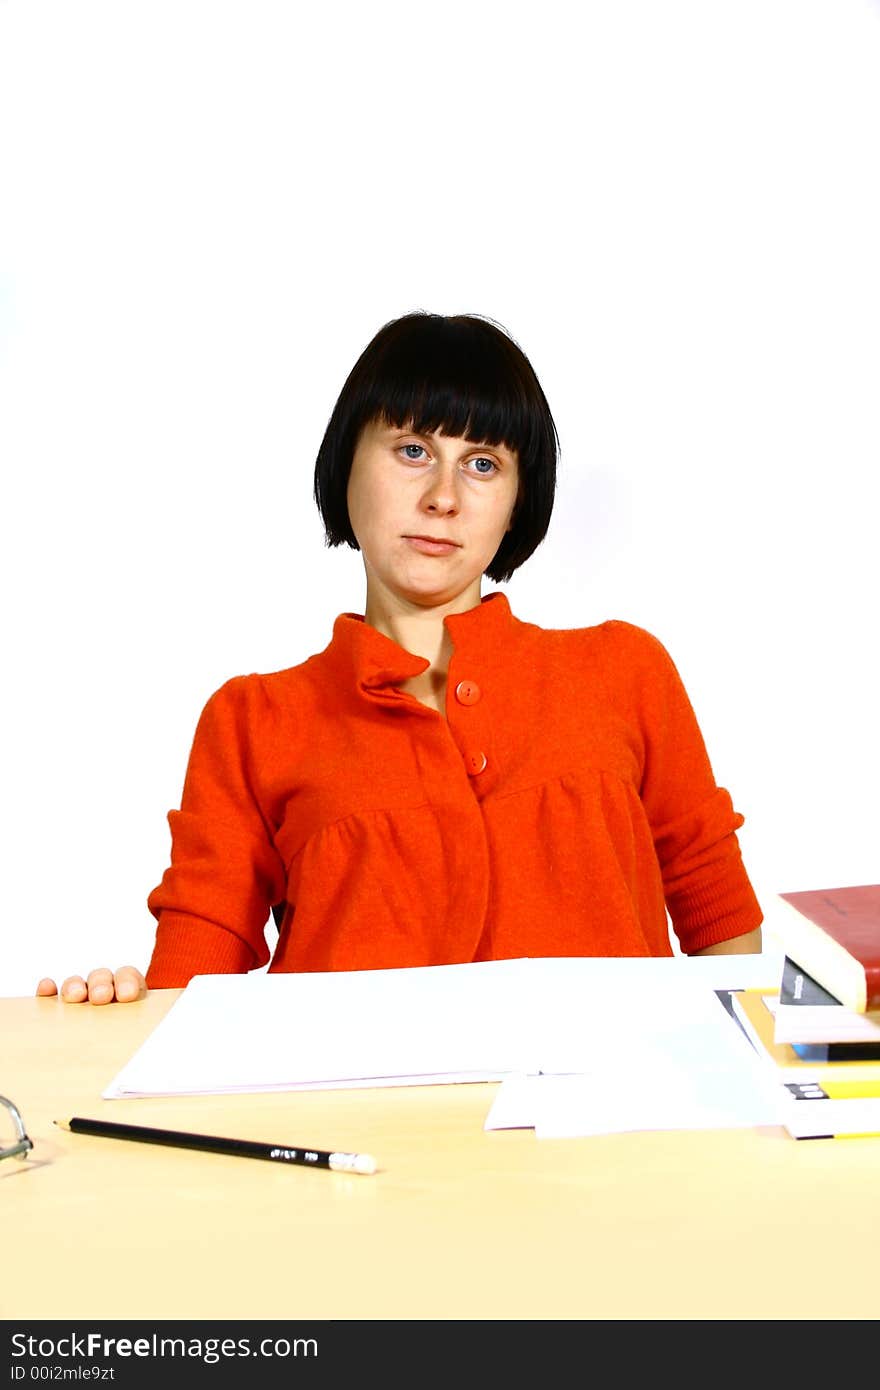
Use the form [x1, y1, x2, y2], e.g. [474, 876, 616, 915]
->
[466, 751, 488, 776]
[455, 680, 481, 707]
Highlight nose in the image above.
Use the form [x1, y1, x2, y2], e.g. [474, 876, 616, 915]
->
[420, 462, 461, 516]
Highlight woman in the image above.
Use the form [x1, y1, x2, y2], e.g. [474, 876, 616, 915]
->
[38, 311, 762, 1005]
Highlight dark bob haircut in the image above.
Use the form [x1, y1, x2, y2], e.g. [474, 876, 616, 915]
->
[313, 312, 558, 583]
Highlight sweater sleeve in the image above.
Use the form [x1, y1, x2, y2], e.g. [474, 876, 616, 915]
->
[145, 677, 288, 988]
[624, 626, 763, 953]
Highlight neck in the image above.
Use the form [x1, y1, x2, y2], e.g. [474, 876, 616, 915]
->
[363, 583, 484, 669]
[362, 584, 485, 715]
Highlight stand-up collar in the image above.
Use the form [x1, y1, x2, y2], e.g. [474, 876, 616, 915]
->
[323, 592, 515, 695]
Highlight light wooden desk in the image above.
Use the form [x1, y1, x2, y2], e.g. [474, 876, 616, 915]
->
[3, 989, 879, 1321]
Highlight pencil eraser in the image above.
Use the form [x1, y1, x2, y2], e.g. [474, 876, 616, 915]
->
[329, 1150, 378, 1174]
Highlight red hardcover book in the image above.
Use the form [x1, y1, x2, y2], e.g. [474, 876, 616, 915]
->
[773, 885, 880, 1014]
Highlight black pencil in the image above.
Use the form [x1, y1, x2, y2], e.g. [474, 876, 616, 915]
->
[54, 1116, 377, 1173]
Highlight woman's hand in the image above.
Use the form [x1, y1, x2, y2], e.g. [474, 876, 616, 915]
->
[36, 967, 147, 1005]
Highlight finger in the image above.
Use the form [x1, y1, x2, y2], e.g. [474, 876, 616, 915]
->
[113, 967, 147, 1003]
[60, 976, 89, 1003]
[36, 977, 59, 998]
[85, 968, 116, 1006]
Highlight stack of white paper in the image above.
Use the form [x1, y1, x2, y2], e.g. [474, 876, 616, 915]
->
[103, 953, 786, 1145]
[103, 958, 533, 1098]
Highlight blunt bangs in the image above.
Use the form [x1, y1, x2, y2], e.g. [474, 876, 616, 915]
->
[314, 312, 559, 582]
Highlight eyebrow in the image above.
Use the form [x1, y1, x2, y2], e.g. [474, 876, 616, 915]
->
[386, 428, 516, 460]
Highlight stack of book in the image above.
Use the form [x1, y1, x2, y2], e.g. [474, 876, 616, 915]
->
[728, 884, 880, 1139]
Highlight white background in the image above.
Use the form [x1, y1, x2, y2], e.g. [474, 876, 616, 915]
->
[1, 0, 878, 995]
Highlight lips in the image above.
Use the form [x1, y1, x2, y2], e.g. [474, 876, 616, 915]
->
[403, 535, 462, 555]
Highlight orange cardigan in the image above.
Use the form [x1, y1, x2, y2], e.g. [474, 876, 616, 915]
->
[146, 594, 762, 986]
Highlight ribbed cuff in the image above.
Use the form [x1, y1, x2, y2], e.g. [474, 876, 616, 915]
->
[670, 873, 765, 954]
[145, 912, 259, 988]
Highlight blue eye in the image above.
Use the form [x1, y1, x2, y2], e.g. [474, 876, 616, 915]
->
[402, 444, 426, 460]
[471, 457, 497, 474]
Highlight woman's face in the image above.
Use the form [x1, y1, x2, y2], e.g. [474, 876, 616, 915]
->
[346, 419, 520, 613]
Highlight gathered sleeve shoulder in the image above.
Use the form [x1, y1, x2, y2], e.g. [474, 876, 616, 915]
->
[605, 621, 763, 952]
[145, 675, 288, 987]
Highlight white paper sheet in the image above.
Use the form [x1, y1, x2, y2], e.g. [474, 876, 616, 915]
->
[484, 983, 788, 1136]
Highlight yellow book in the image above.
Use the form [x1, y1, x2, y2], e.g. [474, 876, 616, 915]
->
[730, 989, 880, 1136]
[729, 988, 880, 1092]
